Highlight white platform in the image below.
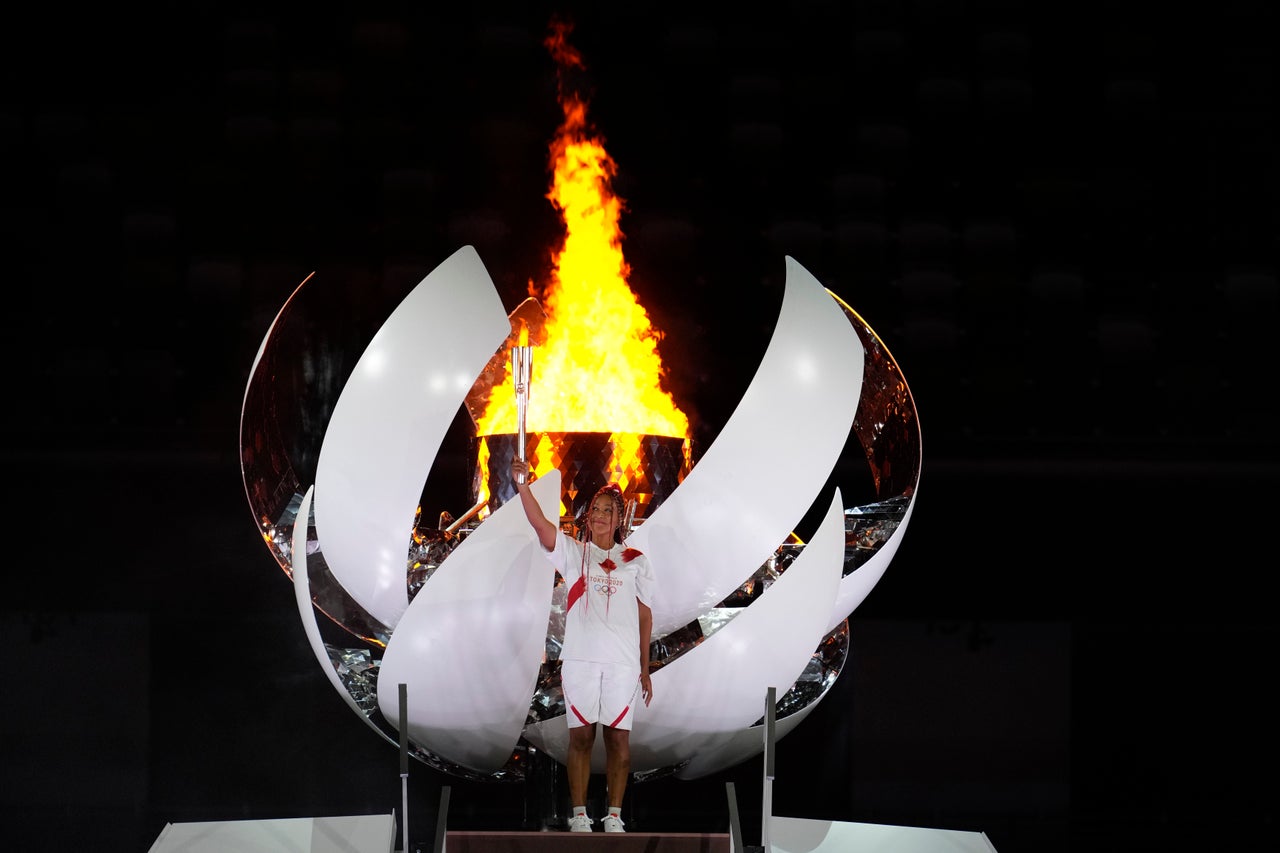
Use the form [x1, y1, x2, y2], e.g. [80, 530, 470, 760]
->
[148, 813, 396, 853]
[770, 815, 999, 853]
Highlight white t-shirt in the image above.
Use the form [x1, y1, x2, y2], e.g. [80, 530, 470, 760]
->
[547, 531, 655, 667]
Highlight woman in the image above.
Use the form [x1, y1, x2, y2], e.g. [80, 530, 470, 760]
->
[510, 457, 654, 834]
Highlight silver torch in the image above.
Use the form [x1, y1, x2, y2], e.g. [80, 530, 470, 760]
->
[512, 344, 532, 484]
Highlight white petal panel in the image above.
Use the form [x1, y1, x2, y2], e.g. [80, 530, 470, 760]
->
[524, 488, 847, 774]
[673, 681, 831, 780]
[631, 257, 864, 638]
[291, 486, 396, 746]
[828, 493, 919, 636]
[377, 472, 562, 773]
[314, 246, 510, 629]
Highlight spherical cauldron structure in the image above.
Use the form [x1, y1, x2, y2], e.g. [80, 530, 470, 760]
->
[239, 246, 920, 782]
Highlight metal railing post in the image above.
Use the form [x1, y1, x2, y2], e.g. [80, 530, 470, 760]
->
[726, 781, 744, 853]
[399, 684, 409, 852]
[433, 786, 451, 853]
[762, 686, 776, 852]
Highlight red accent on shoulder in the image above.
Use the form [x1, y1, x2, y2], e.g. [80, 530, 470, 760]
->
[622, 547, 643, 562]
[566, 575, 586, 612]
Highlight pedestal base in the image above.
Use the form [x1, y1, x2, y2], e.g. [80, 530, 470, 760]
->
[444, 830, 730, 853]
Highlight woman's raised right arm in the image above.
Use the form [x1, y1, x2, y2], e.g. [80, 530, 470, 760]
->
[510, 458, 558, 552]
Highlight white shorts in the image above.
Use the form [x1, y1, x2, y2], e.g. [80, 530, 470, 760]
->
[561, 659, 642, 730]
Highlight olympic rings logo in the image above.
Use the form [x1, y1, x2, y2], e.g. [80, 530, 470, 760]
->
[593, 582, 619, 595]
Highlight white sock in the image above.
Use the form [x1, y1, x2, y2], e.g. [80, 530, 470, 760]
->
[573, 806, 588, 818]
[607, 807, 621, 819]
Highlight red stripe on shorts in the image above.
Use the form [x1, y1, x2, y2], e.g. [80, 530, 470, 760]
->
[609, 705, 631, 728]
[570, 703, 591, 725]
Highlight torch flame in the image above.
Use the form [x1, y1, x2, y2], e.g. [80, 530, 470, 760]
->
[475, 19, 689, 440]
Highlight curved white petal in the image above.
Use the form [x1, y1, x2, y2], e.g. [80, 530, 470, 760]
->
[377, 472, 562, 773]
[525, 487, 846, 774]
[828, 493, 919, 636]
[674, 678, 833, 780]
[631, 257, 864, 637]
[314, 246, 510, 629]
[291, 485, 397, 747]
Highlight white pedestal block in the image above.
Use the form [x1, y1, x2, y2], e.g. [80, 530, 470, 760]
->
[148, 813, 396, 853]
[770, 815, 999, 853]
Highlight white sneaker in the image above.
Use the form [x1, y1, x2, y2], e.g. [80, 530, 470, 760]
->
[601, 814, 625, 833]
[567, 813, 593, 832]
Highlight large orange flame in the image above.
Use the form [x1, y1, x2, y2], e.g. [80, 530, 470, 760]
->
[475, 19, 689, 441]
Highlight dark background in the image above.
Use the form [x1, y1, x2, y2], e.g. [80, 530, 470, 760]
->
[3, 2, 1276, 851]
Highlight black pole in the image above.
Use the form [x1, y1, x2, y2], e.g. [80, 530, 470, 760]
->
[399, 684, 409, 852]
